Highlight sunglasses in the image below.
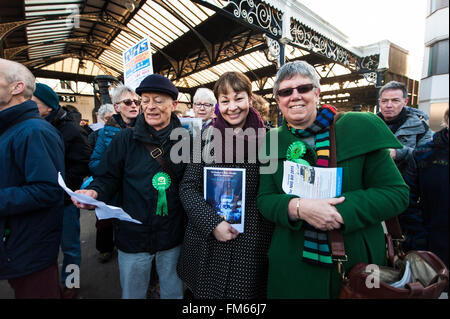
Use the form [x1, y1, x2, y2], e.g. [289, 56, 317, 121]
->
[277, 83, 315, 97]
[120, 99, 141, 106]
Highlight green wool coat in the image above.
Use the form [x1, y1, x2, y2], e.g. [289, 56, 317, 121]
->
[257, 112, 409, 299]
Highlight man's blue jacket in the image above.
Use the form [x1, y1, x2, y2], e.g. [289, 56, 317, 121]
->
[0, 100, 65, 279]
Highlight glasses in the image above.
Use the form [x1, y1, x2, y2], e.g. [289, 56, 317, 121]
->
[277, 83, 315, 97]
[194, 103, 213, 109]
[119, 99, 141, 106]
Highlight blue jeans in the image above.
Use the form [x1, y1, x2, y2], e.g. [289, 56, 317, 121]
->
[60, 204, 81, 287]
[118, 245, 184, 299]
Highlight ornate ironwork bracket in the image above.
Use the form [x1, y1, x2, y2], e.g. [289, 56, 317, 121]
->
[192, 0, 283, 39]
[290, 18, 379, 73]
[263, 34, 280, 68]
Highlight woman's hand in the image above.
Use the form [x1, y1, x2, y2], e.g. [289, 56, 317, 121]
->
[212, 221, 239, 242]
[289, 197, 345, 231]
[71, 189, 98, 210]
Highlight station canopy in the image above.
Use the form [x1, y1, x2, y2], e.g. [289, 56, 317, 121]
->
[1, 0, 408, 110]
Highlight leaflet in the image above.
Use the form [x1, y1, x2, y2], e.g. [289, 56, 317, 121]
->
[282, 161, 343, 199]
[204, 167, 246, 233]
[57, 172, 142, 224]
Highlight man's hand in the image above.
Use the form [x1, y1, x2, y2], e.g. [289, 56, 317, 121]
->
[71, 189, 98, 210]
[212, 221, 239, 242]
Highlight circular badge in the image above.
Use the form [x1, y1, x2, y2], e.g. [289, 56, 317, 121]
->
[152, 172, 171, 191]
[287, 141, 310, 166]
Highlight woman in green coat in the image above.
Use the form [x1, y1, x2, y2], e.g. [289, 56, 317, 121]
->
[257, 61, 409, 298]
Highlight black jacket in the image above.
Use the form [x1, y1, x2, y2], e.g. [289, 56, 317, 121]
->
[89, 113, 187, 254]
[49, 107, 91, 204]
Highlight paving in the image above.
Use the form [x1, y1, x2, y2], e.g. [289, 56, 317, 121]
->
[0, 210, 448, 299]
[0, 209, 122, 299]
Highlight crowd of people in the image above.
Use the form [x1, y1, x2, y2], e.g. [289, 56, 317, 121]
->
[0, 57, 448, 299]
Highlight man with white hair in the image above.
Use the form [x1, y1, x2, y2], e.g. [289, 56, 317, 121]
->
[0, 58, 65, 298]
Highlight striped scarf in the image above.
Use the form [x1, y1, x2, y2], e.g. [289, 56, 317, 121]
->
[286, 104, 337, 267]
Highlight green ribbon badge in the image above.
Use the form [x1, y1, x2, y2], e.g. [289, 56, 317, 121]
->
[152, 172, 171, 216]
[286, 141, 310, 166]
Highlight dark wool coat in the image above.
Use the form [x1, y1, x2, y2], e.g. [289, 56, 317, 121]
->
[0, 101, 65, 279]
[88, 113, 186, 254]
[49, 107, 91, 204]
[177, 126, 274, 299]
[257, 112, 409, 299]
[402, 128, 449, 267]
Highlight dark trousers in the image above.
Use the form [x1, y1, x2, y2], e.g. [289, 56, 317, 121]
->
[95, 218, 115, 253]
[8, 263, 62, 299]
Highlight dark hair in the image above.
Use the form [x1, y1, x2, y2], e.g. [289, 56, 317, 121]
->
[379, 81, 408, 99]
[213, 72, 252, 99]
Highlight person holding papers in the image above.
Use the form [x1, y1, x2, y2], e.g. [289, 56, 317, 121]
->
[257, 61, 409, 298]
[177, 71, 274, 298]
[71, 74, 186, 299]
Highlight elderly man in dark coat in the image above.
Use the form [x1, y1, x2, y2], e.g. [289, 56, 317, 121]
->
[0, 58, 65, 298]
[71, 74, 186, 299]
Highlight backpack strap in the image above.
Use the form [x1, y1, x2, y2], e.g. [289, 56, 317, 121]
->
[128, 126, 179, 185]
[142, 143, 179, 185]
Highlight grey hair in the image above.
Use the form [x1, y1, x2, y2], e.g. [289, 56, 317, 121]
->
[379, 81, 408, 99]
[0, 58, 35, 99]
[97, 103, 115, 121]
[193, 88, 217, 105]
[273, 61, 320, 99]
[110, 83, 135, 104]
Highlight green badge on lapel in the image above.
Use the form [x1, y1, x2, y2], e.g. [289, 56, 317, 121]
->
[287, 141, 310, 166]
[152, 172, 171, 216]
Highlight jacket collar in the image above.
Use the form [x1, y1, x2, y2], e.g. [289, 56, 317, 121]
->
[133, 113, 182, 146]
[0, 100, 40, 130]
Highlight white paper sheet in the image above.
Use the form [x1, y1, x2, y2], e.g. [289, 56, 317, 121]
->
[58, 172, 142, 224]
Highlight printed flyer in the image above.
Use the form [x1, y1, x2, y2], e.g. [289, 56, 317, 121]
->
[282, 160, 343, 199]
[204, 167, 246, 233]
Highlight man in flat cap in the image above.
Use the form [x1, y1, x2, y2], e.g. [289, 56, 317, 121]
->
[72, 74, 186, 299]
[33, 83, 91, 299]
[0, 58, 64, 298]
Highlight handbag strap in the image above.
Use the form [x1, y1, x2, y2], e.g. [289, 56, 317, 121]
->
[142, 143, 179, 185]
[328, 112, 347, 260]
[328, 112, 405, 262]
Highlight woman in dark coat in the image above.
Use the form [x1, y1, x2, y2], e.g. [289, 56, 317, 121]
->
[177, 71, 274, 298]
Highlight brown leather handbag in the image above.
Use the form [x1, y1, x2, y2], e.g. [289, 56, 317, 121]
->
[328, 113, 449, 299]
[330, 221, 449, 299]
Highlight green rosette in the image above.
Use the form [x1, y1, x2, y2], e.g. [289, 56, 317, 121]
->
[152, 172, 171, 216]
[286, 141, 310, 166]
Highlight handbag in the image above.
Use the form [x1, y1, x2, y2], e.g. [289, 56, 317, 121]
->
[330, 220, 449, 299]
[328, 113, 449, 299]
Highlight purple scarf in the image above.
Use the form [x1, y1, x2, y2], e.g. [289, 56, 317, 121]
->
[212, 107, 265, 163]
